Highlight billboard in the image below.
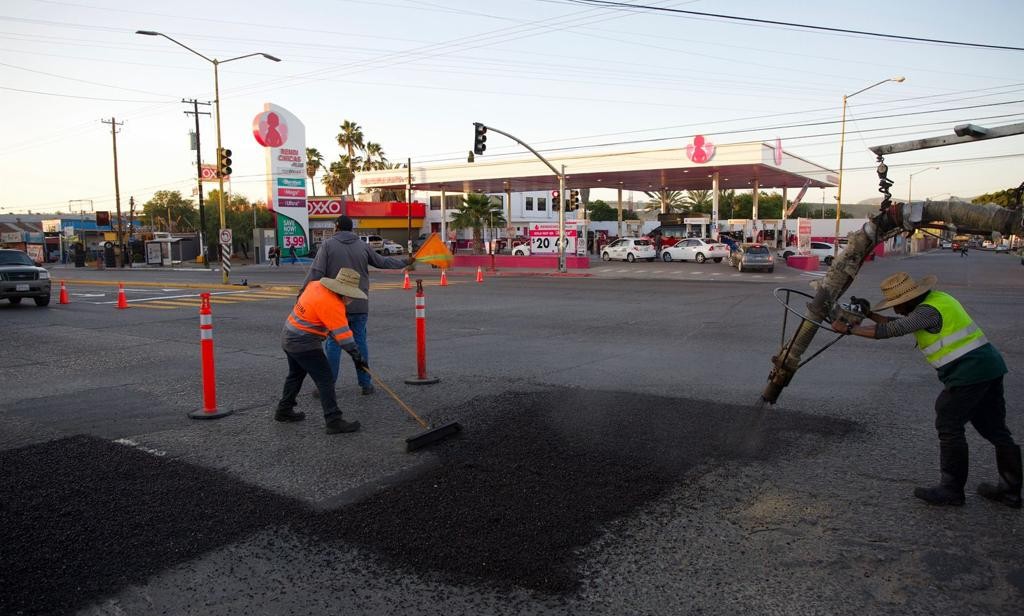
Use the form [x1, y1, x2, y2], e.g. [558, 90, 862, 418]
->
[254, 104, 308, 256]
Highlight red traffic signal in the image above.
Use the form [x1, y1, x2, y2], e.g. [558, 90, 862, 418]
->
[551, 190, 560, 199]
[96, 211, 111, 227]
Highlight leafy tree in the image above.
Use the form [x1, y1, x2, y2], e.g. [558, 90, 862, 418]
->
[644, 189, 687, 213]
[336, 120, 365, 197]
[449, 193, 506, 254]
[363, 142, 388, 171]
[142, 190, 197, 233]
[586, 199, 639, 221]
[682, 189, 713, 213]
[323, 158, 354, 196]
[973, 188, 1019, 207]
[305, 147, 324, 197]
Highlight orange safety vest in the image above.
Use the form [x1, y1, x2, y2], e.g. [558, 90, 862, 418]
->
[284, 281, 355, 346]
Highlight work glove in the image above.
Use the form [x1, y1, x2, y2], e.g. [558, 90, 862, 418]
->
[849, 296, 871, 315]
[346, 348, 369, 372]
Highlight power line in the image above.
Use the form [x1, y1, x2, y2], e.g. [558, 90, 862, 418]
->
[563, 0, 1024, 52]
[0, 85, 174, 103]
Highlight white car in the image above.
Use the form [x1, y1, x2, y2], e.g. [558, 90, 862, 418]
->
[511, 243, 531, 256]
[660, 237, 728, 263]
[779, 241, 838, 266]
[359, 235, 385, 253]
[601, 238, 657, 262]
[382, 240, 404, 255]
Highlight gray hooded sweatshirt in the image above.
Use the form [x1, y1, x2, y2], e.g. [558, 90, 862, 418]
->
[301, 230, 408, 314]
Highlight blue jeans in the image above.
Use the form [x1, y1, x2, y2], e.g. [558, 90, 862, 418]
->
[324, 312, 370, 388]
[278, 349, 342, 420]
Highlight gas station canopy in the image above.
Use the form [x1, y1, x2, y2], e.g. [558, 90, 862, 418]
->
[357, 141, 837, 194]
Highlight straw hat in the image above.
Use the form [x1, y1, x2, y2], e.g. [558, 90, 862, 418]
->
[874, 272, 937, 311]
[320, 268, 367, 300]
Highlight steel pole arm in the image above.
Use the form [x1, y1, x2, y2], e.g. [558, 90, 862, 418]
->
[479, 125, 562, 179]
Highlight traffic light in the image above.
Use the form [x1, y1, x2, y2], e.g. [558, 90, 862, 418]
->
[473, 123, 487, 156]
[569, 190, 580, 211]
[551, 190, 560, 208]
[96, 211, 110, 227]
[217, 147, 232, 178]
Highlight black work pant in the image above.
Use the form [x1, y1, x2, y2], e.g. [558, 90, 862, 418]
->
[278, 348, 342, 420]
[935, 376, 1015, 449]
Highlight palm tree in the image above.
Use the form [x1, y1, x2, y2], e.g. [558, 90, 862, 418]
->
[323, 159, 353, 197]
[305, 147, 324, 197]
[336, 120, 365, 197]
[449, 193, 507, 254]
[644, 189, 687, 213]
[682, 189, 713, 213]
[721, 189, 736, 218]
[364, 142, 388, 170]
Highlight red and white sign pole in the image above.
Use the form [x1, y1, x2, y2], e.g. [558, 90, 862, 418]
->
[405, 280, 440, 385]
[189, 293, 232, 419]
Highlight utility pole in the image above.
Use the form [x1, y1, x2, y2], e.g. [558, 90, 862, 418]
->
[101, 117, 124, 266]
[184, 99, 212, 267]
[127, 196, 135, 267]
[406, 157, 413, 252]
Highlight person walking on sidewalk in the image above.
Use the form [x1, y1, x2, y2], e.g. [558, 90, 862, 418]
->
[274, 268, 368, 434]
[832, 272, 1020, 508]
[301, 215, 413, 396]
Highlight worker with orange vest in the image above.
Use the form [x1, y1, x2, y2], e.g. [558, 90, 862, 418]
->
[833, 272, 1019, 509]
[274, 268, 368, 434]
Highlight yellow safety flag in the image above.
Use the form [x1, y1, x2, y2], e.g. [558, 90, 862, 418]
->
[412, 233, 454, 268]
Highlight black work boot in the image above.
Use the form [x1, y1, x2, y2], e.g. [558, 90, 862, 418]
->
[977, 445, 1022, 509]
[274, 406, 306, 422]
[324, 416, 360, 434]
[914, 444, 968, 506]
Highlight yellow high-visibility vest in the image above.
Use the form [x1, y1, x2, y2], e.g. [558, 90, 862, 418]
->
[914, 291, 988, 368]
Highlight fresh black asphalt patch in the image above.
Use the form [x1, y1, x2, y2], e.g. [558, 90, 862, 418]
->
[298, 389, 859, 595]
[0, 391, 858, 613]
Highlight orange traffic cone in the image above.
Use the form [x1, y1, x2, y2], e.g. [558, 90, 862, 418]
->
[475, 266, 484, 283]
[59, 280, 69, 304]
[402, 270, 411, 290]
[116, 282, 128, 309]
[439, 269, 448, 286]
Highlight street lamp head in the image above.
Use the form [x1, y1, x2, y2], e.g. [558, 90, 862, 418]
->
[261, 53, 282, 62]
[892, 76, 906, 83]
[136, 30, 159, 36]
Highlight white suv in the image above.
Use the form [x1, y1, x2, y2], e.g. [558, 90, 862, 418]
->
[359, 235, 384, 253]
[779, 241, 837, 266]
[601, 237, 657, 262]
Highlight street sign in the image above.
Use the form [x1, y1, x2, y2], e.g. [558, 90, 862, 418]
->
[219, 228, 232, 245]
[200, 164, 219, 182]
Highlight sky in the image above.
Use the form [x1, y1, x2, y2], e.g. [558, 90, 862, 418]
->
[2, 0, 1023, 216]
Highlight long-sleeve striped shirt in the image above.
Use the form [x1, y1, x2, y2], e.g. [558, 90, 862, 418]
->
[874, 305, 942, 339]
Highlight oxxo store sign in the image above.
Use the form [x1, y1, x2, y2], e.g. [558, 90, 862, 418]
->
[254, 103, 308, 255]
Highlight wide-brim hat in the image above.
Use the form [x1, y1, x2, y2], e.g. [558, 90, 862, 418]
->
[320, 267, 367, 300]
[874, 272, 937, 311]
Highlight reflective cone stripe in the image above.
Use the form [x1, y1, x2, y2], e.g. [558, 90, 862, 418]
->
[198, 293, 218, 413]
[116, 282, 128, 309]
[59, 280, 69, 304]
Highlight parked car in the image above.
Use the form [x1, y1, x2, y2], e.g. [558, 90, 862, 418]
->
[778, 241, 837, 266]
[359, 235, 385, 253]
[729, 244, 775, 273]
[0, 249, 51, 306]
[382, 240, 404, 255]
[940, 240, 952, 249]
[660, 237, 727, 263]
[512, 242, 531, 256]
[601, 238, 657, 262]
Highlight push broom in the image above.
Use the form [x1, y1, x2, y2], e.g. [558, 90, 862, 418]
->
[364, 368, 462, 452]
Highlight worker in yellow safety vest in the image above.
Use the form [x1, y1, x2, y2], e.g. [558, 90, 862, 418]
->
[832, 272, 1019, 509]
[274, 268, 369, 434]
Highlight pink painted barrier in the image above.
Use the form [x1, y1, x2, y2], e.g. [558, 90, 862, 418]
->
[786, 255, 819, 271]
[453, 255, 590, 269]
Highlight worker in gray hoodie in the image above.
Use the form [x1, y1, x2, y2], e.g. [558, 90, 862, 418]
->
[301, 215, 413, 395]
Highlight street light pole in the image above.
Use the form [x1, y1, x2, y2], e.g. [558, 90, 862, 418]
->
[908, 166, 939, 206]
[136, 30, 280, 283]
[834, 76, 905, 257]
